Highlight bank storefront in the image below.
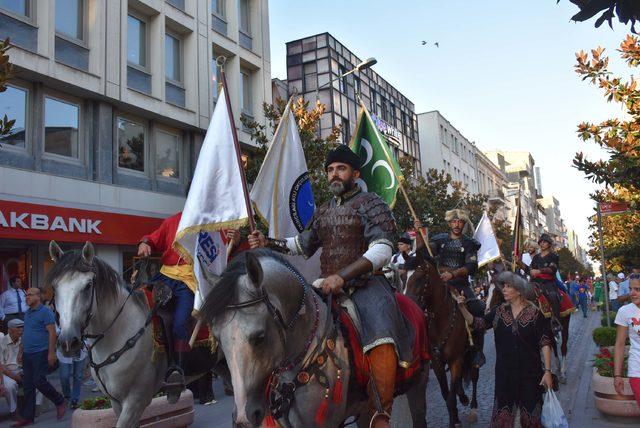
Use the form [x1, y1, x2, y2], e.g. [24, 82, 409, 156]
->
[0, 199, 165, 292]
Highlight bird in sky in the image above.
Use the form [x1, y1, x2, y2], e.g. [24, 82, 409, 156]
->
[421, 40, 427, 45]
[434, 42, 439, 48]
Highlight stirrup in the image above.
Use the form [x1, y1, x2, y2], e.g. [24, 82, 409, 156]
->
[163, 368, 185, 404]
[369, 410, 391, 428]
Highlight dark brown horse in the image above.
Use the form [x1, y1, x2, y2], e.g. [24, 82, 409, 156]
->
[405, 253, 480, 428]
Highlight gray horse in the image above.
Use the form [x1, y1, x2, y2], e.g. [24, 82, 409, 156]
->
[46, 241, 218, 427]
[200, 248, 428, 428]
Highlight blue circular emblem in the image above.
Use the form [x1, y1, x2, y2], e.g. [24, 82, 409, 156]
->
[289, 172, 315, 232]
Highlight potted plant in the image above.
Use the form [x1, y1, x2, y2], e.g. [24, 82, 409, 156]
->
[591, 347, 640, 417]
[71, 391, 195, 427]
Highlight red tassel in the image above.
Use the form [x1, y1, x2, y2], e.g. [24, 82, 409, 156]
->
[264, 413, 277, 427]
[332, 376, 343, 404]
[315, 394, 329, 426]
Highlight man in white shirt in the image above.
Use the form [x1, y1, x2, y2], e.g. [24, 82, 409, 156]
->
[609, 273, 621, 311]
[0, 278, 27, 332]
[0, 318, 24, 417]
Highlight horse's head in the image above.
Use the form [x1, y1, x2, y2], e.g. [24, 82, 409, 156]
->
[201, 249, 308, 427]
[46, 240, 117, 356]
[404, 251, 442, 310]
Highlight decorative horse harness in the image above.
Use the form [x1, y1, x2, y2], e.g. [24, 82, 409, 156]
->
[224, 265, 344, 426]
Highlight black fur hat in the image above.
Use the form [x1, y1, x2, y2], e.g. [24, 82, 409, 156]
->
[324, 144, 362, 171]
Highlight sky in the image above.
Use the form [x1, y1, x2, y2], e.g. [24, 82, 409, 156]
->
[268, 0, 632, 256]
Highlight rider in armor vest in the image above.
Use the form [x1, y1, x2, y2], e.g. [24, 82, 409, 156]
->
[415, 209, 486, 367]
[249, 145, 414, 428]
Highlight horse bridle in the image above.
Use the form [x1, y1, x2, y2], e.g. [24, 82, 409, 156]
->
[224, 266, 338, 426]
[59, 258, 156, 405]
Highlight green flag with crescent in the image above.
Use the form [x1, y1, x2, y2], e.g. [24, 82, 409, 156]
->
[348, 101, 403, 208]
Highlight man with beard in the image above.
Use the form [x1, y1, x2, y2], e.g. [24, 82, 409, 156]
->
[248, 145, 413, 427]
[414, 209, 485, 367]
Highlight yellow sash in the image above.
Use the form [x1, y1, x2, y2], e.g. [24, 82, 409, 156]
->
[160, 264, 197, 293]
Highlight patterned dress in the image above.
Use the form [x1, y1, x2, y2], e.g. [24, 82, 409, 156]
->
[473, 303, 553, 427]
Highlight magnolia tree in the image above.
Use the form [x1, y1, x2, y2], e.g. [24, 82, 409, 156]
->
[574, 35, 640, 270]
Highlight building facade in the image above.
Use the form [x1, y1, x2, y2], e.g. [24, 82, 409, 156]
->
[284, 32, 422, 176]
[417, 111, 478, 193]
[541, 195, 568, 247]
[475, 148, 509, 221]
[0, 0, 271, 288]
[485, 150, 541, 240]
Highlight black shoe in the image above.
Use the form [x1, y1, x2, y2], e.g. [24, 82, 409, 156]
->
[199, 393, 215, 405]
[164, 367, 186, 404]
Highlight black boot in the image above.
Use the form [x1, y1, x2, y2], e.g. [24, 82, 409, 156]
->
[164, 345, 187, 404]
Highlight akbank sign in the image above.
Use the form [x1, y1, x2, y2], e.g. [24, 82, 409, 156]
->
[0, 199, 163, 245]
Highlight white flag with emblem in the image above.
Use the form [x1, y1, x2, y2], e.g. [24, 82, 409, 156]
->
[250, 102, 315, 238]
[473, 211, 501, 267]
[174, 87, 249, 311]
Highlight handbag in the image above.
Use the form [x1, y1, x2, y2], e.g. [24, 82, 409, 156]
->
[541, 389, 568, 428]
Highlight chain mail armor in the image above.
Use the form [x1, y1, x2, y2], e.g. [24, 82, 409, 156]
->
[275, 186, 413, 363]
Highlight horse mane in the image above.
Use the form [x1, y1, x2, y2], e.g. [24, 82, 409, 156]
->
[44, 250, 146, 309]
[200, 248, 304, 322]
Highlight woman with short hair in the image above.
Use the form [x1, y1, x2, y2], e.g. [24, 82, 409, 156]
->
[613, 276, 640, 406]
[456, 271, 555, 427]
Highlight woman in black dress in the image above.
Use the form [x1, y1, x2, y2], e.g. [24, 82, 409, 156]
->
[456, 271, 554, 427]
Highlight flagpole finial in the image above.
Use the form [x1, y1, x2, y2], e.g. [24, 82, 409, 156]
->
[215, 55, 227, 69]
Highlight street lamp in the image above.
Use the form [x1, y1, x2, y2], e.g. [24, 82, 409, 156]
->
[315, 57, 377, 97]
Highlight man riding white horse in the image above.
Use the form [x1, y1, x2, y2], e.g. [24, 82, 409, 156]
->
[137, 215, 237, 398]
[249, 145, 413, 427]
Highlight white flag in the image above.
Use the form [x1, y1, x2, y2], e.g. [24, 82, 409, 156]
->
[250, 102, 315, 238]
[174, 88, 248, 311]
[473, 211, 501, 267]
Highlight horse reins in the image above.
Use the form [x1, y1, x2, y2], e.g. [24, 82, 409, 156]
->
[75, 258, 159, 405]
[224, 265, 341, 425]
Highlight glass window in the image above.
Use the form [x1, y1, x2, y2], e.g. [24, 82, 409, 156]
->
[0, 85, 27, 148]
[240, 69, 252, 115]
[127, 15, 146, 67]
[288, 65, 302, 80]
[55, 0, 83, 40]
[211, 0, 225, 17]
[0, 0, 29, 16]
[44, 96, 79, 158]
[156, 131, 180, 179]
[239, 0, 250, 34]
[165, 34, 181, 82]
[117, 117, 145, 172]
[287, 42, 302, 55]
[211, 56, 222, 100]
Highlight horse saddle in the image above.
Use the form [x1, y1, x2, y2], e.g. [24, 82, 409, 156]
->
[335, 293, 430, 389]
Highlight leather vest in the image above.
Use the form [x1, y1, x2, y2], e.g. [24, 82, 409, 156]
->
[315, 197, 368, 277]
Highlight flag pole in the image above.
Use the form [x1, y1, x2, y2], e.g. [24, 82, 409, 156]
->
[356, 97, 435, 259]
[511, 185, 522, 272]
[221, 67, 256, 233]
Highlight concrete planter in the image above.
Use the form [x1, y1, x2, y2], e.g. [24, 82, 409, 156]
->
[592, 368, 640, 417]
[71, 390, 194, 428]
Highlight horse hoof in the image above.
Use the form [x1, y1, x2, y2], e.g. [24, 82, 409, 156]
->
[467, 409, 478, 423]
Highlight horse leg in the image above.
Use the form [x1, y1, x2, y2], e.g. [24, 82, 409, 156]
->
[432, 361, 450, 406]
[468, 367, 479, 423]
[405, 366, 428, 428]
[115, 398, 148, 428]
[447, 360, 463, 428]
[559, 316, 570, 383]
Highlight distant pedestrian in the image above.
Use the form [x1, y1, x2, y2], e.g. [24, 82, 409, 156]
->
[0, 277, 27, 333]
[569, 278, 580, 307]
[457, 271, 554, 427]
[577, 281, 589, 318]
[0, 318, 24, 418]
[57, 339, 87, 409]
[11, 288, 65, 427]
[609, 274, 620, 311]
[614, 276, 640, 407]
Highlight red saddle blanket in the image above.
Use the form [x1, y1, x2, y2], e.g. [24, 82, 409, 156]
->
[143, 289, 210, 347]
[338, 293, 430, 388]
[537, 289, 576, 318]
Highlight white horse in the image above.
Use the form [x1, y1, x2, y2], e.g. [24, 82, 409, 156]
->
[46, 241, 218, 427]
